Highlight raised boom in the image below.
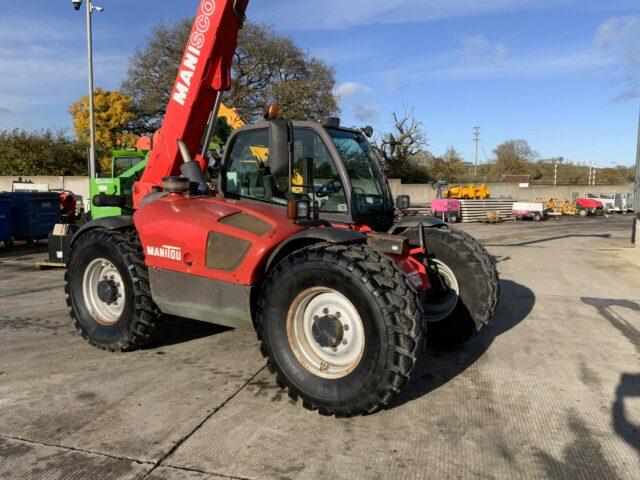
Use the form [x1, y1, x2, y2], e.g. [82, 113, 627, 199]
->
[133, 0, 249, 207]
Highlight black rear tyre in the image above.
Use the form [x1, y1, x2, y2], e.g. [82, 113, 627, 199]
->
[256, 244, 424, 416]
[403, 226, 499, 349]
[65, 228, 163, 352]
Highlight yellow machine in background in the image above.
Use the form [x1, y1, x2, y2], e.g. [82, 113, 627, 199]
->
[218, 103, 247, 130]
[445, 184, 491, 200]
[218, 103, 269, 162]
[536, 197, 577, 215]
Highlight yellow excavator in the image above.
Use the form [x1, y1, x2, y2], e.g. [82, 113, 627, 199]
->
[444, 184, 491, 200]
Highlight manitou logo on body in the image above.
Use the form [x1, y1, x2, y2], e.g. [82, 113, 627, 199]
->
[172, 0, 216, 106]
[147, 245, 182, 261]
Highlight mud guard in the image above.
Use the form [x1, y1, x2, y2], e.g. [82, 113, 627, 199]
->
[71, 216, 135, 244]
[387, 215, 446, 235]
[264, 227, 366, 272]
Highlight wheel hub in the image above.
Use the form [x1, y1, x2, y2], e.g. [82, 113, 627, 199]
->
[287, 288, 365, 379]
[311, 313, 344, 348]
[82, 259, 126, 326]
[97, 280, 119, 304]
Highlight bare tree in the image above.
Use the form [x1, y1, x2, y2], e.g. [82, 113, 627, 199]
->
[375, 108, 429, 182]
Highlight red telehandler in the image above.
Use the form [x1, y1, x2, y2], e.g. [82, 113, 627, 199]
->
[66, 0, 499, 416]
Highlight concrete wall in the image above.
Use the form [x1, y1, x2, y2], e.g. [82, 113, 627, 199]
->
[388, 179, 634, 206]
[0, 176, 91, 208]
[1, 176, 634, 209]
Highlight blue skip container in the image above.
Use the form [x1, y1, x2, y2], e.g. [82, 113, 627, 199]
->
[7, 192, 61, 241]
[0, 195, 12, 244]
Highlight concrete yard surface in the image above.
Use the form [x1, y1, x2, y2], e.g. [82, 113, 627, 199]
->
[1, 216, 639, 479]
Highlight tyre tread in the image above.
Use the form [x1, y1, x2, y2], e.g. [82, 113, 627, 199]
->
[255, 243, 424, 417]
[64, 228, 163, 352]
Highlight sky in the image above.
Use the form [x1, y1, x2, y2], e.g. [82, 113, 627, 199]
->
[0, 1, 639, 166]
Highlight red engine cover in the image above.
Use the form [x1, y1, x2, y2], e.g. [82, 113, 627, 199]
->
[134, 195, 303, 285]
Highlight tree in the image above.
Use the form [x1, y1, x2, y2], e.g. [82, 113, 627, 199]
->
[375, 108, 430, 182]
[0, 129, 88, 176]
[121, 21, 339, 134]
[488, 139, 536, 181]
[69, 88, 137, 171]
[597, 167, 627, 184]
[427, 147, 468, 182]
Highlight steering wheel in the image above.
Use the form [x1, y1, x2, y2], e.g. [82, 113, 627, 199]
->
[315, 180, 343, 198]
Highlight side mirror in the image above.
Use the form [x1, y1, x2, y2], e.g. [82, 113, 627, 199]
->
[396, 195, 410, 210]
[269, 119, 290, 177]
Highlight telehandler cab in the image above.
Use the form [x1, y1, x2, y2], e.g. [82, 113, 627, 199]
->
[66, 0, 498, 416]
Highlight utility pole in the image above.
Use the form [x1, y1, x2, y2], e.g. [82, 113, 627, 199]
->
[86, 0, 96, 179]
[73, 0, 104, 179]
[473, 126, 480, 182]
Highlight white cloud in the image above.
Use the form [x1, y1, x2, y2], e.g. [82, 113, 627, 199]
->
[354, 105, 380, 122]
[384, 70, 408, 93]
[333, 82, 375, 101]
[596, 16, 640, 59]
[609, 86, 640, 104]
[251, 0, 636, 31]
[595, 16, 640, 103]
[365, 15, 640, 101]
[333, 82, 379, 124]
[0, 13, 127, 129]
[460, 34, 509, 64]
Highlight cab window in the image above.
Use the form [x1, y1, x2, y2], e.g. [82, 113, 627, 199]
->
[224, 129, 288, 205]
[113, 157, 140, 176]
[224, 127, 348, 214]
[293, 128, 347, 214]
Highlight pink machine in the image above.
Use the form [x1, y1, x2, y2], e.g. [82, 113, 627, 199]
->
[431, 199, 460, 223]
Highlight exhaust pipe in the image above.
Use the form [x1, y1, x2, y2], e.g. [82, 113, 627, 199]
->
[177, 140, 208, 194]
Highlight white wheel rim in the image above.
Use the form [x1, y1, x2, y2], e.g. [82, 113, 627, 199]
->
[287, 287, 365, 379]
[423, 259, 460, 323]
[82, 258, 126, 326]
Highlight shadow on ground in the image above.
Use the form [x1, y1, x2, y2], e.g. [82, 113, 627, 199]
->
[613, 373, 640, 461]
[0, 244, 48, 260]
[388, 280, 536, 409]
[581, 297, 640, 461]
[146, 315, 232, 349]
[390, 279, 535, 408]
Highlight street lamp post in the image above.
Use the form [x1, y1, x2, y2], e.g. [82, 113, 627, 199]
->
[72, 0, 104, 179]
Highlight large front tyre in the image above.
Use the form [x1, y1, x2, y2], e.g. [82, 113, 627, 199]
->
[404, 226, 499, 349]
[65, 228, 162, 352]
[256, 244, 424, 417]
